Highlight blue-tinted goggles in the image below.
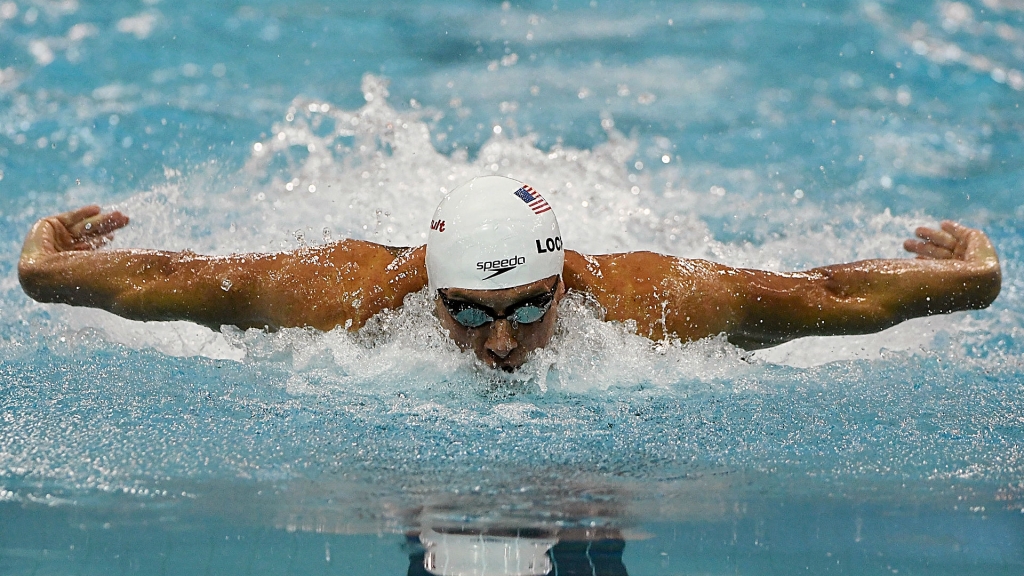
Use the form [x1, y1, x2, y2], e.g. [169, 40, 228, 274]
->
[438, 286, 556, 329]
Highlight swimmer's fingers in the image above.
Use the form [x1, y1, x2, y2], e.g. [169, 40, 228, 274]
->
[22, 207, 129, 259]
[914, 225, 958, 251]
[66, 211, 130, 241]
[903, 238, 953, 260]
[904, 225, 956, 260]
[940, 220, 999, 264]
[904, 221, 1000, 264]
[54, 205, 102, 228]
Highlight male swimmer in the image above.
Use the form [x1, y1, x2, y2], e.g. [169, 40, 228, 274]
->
[18, 176, 1001, 371]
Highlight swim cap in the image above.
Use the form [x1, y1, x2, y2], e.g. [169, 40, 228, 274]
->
[426, 176, 563, 291]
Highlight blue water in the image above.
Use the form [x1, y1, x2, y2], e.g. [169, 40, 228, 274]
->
[2, 0, 1024, 574]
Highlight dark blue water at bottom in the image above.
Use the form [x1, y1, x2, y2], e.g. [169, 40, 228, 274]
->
[2, 486, 1022, 575]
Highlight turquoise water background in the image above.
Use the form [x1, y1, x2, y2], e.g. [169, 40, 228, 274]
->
[1, 0, 1024, 574]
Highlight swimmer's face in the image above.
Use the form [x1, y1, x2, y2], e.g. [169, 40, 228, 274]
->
[435, 275, 564, 371]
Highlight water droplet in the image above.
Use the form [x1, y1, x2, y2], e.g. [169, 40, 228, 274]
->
[220, 279, 232, 291]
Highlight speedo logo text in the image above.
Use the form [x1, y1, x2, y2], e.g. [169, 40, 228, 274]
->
[477, 255, 526, 280]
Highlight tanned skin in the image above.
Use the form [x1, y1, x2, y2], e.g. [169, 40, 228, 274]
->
[17, 206, 427, 332]
[19, 205, 1001, 369]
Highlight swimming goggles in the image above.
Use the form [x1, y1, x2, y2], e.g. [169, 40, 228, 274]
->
[438, 286, 556, 329]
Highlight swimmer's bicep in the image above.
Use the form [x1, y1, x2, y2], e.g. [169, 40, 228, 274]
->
[213, 247, 363, 330]
[658, 260, 746, 341]
[723, 268, 892, 347]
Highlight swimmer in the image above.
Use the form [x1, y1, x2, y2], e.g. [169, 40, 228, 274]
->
[18, 176, 1001, 371]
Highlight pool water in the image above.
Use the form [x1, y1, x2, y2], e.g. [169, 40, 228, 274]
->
[1, 0, 1024, 574]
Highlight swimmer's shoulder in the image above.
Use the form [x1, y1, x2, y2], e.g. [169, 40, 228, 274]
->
[287, 241, 427, 330]
[563, 249, 720, 293]
[562, 249, 738, 340]
[319, 240, 426, 290]
[316, 240, 425, 274]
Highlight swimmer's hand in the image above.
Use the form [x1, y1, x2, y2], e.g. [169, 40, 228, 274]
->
[903, 220, 1000, 266]
[19, 205, 130, 300]
[20, 205, 129, 259]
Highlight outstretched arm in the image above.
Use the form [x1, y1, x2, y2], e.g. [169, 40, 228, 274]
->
[726, 221, 1000, 348]
[18, 206, 427, 331]
[564, 221, 1001, 349]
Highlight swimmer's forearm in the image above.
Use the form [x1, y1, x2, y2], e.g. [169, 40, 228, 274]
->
[732, 257, 1001, 347]
[20, 248, 264, 329]
[816, 258, 1001, 318]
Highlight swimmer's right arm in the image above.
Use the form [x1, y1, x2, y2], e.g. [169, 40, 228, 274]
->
[18, 206, 427, 331]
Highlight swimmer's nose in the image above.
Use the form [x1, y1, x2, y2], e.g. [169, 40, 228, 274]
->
[484, 319, 517, 359]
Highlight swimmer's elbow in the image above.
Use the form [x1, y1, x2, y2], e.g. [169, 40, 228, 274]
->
[739, 274, 893, 343]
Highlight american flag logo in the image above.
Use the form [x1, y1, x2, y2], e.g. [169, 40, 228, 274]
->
[513, 185, 551, 215]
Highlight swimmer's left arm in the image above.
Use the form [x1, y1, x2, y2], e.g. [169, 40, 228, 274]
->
[565, 222, 1000, 349]
[726, 221, 1001, 349]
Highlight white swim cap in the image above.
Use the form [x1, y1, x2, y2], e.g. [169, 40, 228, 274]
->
[426, 176, 564, 291]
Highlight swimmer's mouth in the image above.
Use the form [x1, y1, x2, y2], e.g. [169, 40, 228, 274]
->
[487, 353, 521, 373]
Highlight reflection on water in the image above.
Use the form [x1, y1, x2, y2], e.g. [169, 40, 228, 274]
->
[2, 482, 1022, 576]
[409, 527, 625, 576]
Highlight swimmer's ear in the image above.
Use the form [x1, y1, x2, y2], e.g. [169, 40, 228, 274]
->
[554, 276, 566, 302]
